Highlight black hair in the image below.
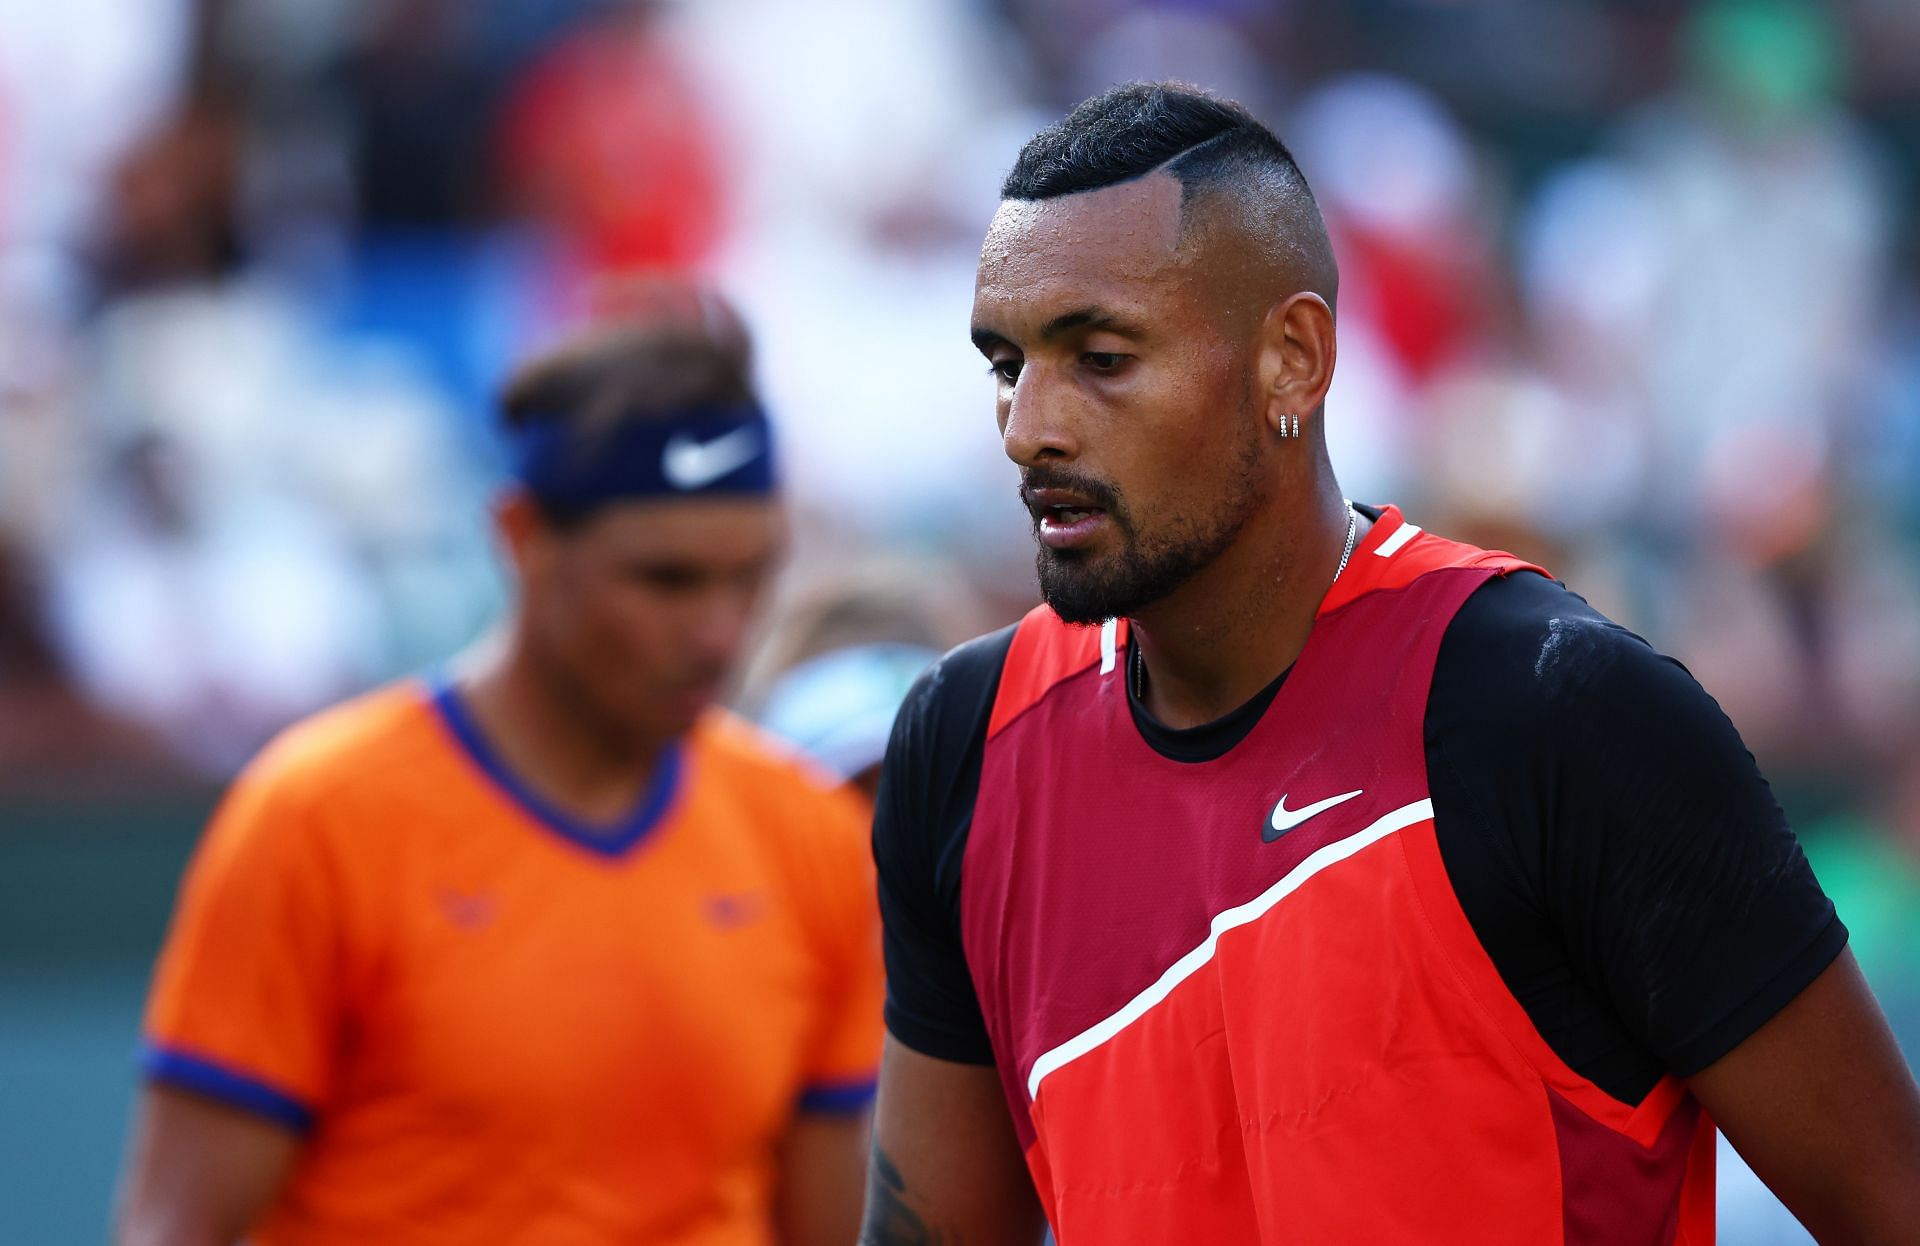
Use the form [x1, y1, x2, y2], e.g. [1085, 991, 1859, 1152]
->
[1002, 81, 1310, 206]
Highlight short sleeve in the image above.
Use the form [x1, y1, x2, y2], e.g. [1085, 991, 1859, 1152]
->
[1426, 573, 1846, 1098]
[1551, 634, 1848, 1075]
[141, 762, 345, 1131]
[872, 630, 1010, 1065]
[792, 783, 887, 1115]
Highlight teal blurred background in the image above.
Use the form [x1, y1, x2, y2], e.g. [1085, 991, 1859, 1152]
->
[1, 798, 206, 1243]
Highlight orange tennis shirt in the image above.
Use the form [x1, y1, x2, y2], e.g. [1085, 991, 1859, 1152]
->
[142, 679, 883, 1245]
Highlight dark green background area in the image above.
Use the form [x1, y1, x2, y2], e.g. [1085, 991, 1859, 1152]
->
[1, 796, 212, 1245]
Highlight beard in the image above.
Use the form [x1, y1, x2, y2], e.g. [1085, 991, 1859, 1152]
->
[1027, 429, 1264, 626]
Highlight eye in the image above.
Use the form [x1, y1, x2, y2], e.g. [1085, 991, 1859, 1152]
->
[1081, 352, 1127, 372]
[629, 564, 704, 593]
[988, 358, 1023, 385]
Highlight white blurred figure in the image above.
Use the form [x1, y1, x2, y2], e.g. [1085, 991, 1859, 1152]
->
[1288, 73, 1497, 510]
[1070, 6, 1277, 122]
[745, 560, 986, 802]
[43, 432, 381, 774]
[42, 279, 496, 774]
[0, 0, 191, 320]
[1608, 0, 1891, 506]
[1516, 157, 1666, 537]
[757, 644, 940, 802]
[669, 0, 1041, 593]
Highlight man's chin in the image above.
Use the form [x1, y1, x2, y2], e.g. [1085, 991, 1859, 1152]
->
[1037, 557, 1132, 626]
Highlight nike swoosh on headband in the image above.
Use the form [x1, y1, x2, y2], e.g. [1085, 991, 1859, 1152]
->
[662, 427, 764, 490]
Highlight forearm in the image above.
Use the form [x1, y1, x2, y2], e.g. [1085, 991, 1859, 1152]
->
[114, 1206, 244, 1246]
[774, 1110, 871, 1246]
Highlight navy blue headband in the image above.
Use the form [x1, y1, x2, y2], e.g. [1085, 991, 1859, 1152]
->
[508, 403, 778, 508]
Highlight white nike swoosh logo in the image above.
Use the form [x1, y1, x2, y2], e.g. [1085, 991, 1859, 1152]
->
[1266, 788, 1364, 839]
[662, 428, 763, 490]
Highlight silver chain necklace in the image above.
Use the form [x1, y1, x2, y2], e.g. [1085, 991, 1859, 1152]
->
[1131, 501, 1361, 701]
[1332, 498, 1361, 581]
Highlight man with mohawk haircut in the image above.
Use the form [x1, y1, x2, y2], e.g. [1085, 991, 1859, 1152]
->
[862, 82, 1920, 1245]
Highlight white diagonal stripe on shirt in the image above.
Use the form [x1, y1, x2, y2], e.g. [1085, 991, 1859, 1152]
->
[1023, 798, 1435, 1100]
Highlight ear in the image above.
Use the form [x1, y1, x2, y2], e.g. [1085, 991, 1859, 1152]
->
[493, 489, 548, 584]
[1255, 292, 1337, 436]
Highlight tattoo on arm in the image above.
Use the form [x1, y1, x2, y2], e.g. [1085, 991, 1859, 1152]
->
[859, 1147, 945, 1246]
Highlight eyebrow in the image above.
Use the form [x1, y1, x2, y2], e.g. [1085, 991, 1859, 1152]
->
[970, 306, 1143, 354]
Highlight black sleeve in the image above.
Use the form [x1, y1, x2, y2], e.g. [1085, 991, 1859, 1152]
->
[871, 626, 1015, 1064]
[1427, 572, 1847, 1104]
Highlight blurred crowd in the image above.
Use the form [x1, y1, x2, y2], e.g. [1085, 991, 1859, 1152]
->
[3, 0, 1919, 994]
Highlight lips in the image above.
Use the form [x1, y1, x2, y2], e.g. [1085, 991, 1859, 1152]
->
[1025, 485, 1112, 550]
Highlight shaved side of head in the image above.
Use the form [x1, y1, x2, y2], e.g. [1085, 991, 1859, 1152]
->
[1000, 82, 1338, 323]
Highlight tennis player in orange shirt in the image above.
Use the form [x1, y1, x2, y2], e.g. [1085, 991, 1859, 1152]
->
[114, 285, 882, 1246]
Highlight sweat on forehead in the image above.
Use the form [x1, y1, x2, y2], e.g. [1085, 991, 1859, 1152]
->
[982, 174, 1187, 276]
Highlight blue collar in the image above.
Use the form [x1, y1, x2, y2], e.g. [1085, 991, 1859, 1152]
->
[429, 681, 683, 859]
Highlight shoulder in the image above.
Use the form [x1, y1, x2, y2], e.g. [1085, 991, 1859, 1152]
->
[873, 623, 1016, 883]
[691, 706, 850, 794]
[243, 681, 445, 802]
[214, 681, 445, 845]
[889, 623, 1018, 758]
[180, 683, 439, 905]
[690, 709, 877, 936]
[689, 707, 872, 856]
[1428, 566, 1779, 859]
[1432, 571, 1681, 730]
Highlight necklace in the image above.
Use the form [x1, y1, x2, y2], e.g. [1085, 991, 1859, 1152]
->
[1131, 501, 1361, 701]
[1333, 498, 1360, 581]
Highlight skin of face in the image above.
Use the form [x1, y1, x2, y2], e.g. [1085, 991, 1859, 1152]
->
[970, 172, 1278, 623]
[502, 491, 784, 749]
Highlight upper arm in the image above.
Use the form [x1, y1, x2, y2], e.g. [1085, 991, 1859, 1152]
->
[861, 1037, 1047, 1246]
[872, 632, 1010, 1065]
[1688, 949, 1920, 1243]
[864, 632, 1043, 1242]
[113, 1085, 302, 1246]
[1523, 612, 1847, 1077]
[138, 762, 346, 1176]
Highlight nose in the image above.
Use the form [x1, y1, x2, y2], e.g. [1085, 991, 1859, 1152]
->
[685, 583, 755, 670]
[1000, 367, 1078, 468]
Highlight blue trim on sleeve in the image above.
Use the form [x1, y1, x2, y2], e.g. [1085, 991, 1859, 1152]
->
[140, 1044, 316, 1133]
[428, 679, 684, 860]
[797, 1075, 879, 1115]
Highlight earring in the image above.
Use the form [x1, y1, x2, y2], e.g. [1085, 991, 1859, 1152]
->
[1279, 414, 1300, 439]
[1291, 414, 1301, 438]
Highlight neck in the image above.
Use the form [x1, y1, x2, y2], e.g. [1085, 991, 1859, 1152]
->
[454, 627, 664, 830]
[1131, 473, 1362, 729]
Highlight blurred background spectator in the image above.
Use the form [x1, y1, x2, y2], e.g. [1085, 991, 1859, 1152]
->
[745, 560, 985, 800]
[1, 1, 1916, 1241]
